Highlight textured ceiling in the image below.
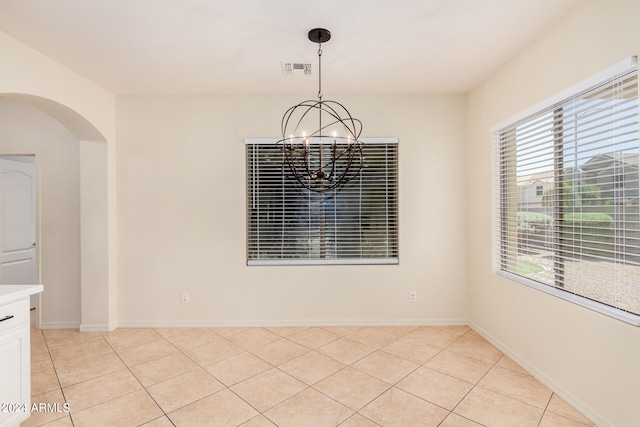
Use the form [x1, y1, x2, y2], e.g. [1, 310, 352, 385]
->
[0, 0, 580, 94]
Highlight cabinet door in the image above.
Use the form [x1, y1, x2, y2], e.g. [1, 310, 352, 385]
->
[0, 326, 30, 427]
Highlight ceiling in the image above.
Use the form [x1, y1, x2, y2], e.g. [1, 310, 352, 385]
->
[0, 0, 580, 95]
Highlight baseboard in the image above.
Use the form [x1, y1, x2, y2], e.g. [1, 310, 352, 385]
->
[79, 323, 111, 332]
[38, 321, 81, 330]
[469, 322, 611, 427]
[117, 318, 469, 329]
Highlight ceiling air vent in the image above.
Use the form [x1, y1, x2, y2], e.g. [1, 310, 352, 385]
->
[282, 62, 312, 76]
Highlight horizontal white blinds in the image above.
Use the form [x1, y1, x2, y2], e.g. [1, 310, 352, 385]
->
[246, 138, 398, 265]
[494, 62, 640, 323]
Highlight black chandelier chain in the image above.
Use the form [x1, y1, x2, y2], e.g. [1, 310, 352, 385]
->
[317, 46, 322, 100]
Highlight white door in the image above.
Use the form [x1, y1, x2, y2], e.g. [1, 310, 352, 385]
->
[0, 158, 36, 307]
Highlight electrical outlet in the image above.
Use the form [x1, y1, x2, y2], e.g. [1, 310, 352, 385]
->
[409, 291, 417, 303]
[181, 292, 189, 303]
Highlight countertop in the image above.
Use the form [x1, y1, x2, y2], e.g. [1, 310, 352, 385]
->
[0, 284, 43, 305]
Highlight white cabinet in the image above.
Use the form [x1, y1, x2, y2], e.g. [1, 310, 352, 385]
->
[0, 285, 43, 427]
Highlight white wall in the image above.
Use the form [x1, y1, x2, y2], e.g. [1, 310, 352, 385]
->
[0, 30, 117, 330]
[0, 32, 115, 141]
[0, 99, 81, 327]
[115, 93, 468, 326]
[466, 1, 640, 426]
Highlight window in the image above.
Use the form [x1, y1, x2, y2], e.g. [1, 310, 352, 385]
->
[536, 185, 544, 196]
[493, 58, 640, 325]
[246, 138, 398, 265]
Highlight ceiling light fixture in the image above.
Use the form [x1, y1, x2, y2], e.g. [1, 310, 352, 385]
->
[277, 28, 363, 193]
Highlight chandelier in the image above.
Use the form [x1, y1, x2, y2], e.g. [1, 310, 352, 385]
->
[277, 28, 363, 193]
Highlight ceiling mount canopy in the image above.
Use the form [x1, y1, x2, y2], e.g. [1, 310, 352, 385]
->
[277, 28, 363, 193]
[308, 27, 331, 44]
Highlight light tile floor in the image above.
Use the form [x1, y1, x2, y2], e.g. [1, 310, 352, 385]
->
[23, 318, 596, 427]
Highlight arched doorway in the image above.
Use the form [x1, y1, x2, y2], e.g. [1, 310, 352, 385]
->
[0, 93, 112, 331]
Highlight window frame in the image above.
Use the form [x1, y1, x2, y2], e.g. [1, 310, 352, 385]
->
[245, 137, 399, 266]
[492, 57, 640, 326]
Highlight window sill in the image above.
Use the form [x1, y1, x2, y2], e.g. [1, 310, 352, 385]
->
[248, 258, 399, 266]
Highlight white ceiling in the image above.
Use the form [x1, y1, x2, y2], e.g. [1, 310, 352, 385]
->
[0, 0, 580, 95]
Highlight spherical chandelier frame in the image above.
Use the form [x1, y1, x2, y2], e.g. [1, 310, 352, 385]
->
[276, 28, 364, 194]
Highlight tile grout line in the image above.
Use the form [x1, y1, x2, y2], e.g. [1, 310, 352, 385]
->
[122, 334, 180, 427]
[383, 328, 491, 425]
[38, 328, 74, 427]
[115, 330, 213, 426]
[40, 325, 469, 425]
[444, 329, 562, 425]
[393, 329, 476, 426]
[443, 361, 501, 424]
[347, 327, 470, 425]
[153, 327, 283, 424]
[236, 327, 394, 424]
[262, 327, 440, 425]
[445, 330, 505, 423]
[264, 329, 392, 425]
[30, 325, 596, 426]
[46, 330, 196, 426]
[272, 326, 461, 425]
[537, 392, 556, 427]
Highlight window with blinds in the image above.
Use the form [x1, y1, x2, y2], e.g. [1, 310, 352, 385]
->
[493, 58, 640, 325]
[246, 137, 398, 265]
